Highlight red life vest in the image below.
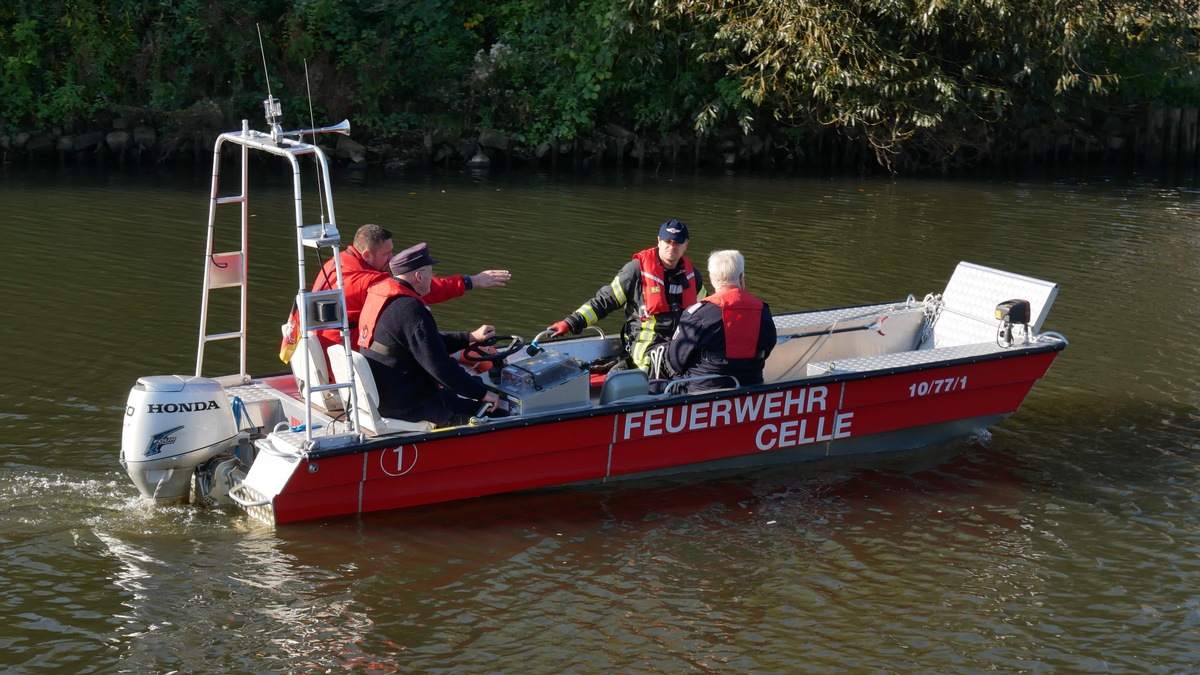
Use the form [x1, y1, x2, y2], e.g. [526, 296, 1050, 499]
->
[632, 248, 697, 317]
[280, 246, 377, 363]
[701, 288, 765, 359]
[357, 278, 422, 350]
[314, 246, 384, 350]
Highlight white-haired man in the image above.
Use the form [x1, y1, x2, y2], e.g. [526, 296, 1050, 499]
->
[665, 249, 776, 392]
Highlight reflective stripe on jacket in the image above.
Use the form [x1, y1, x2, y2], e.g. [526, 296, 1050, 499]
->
[566, 248, 705, 371]
[632, 248, 697, 318]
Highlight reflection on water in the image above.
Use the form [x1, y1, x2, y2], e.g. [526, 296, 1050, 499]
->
[2, 166, 1200, 671]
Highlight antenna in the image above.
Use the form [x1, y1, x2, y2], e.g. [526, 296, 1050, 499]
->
[257, 23, 282, 136]
[304, 58, 328, 224]
[305, 59, 317, 138]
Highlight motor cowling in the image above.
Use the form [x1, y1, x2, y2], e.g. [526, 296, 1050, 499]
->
[120, 375, 237, 503]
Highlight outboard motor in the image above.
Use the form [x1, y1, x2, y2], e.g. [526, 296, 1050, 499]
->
[120, 375, 238, 503]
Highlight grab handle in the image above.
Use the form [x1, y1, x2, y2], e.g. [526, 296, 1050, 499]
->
[228, 483, 271, 507]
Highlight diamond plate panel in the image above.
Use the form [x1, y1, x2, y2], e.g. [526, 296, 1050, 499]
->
[934, 262, 1059, 348]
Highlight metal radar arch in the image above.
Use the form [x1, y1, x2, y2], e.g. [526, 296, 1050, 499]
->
[195, 96, 356, 443]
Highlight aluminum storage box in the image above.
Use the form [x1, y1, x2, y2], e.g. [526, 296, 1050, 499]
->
[498, 350, 590, 415]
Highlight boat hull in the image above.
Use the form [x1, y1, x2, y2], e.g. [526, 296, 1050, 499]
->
[260, 348, 1060, 524]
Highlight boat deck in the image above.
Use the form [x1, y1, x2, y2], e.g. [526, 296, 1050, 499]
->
[807, 341, 1010, 375]
[773, 301, 909, 332]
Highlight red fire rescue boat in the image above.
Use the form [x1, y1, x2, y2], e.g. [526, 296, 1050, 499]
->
[119, 101, 1068, 526]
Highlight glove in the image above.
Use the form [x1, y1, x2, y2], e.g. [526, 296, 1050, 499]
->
[548, 320, 572, 337]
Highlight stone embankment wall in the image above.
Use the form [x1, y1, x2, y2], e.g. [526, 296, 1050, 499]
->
[3, 107, 1197, 174]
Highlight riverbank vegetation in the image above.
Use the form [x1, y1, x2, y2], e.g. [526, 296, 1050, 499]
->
[2, 0, 1198, 172]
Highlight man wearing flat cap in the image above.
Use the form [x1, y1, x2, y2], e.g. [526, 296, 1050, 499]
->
[546, 218, 707, 375]
[356, 243, 500, 426]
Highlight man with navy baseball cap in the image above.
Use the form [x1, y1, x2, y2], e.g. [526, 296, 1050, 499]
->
[546, 218, 708, 375]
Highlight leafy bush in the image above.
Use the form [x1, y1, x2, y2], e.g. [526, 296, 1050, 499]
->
[652, 0, 1200, 169]
[2, 0, 1196, 170]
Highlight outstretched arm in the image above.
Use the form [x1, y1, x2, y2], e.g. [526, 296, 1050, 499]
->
[424, 270, 512, 305]
[552, 261, 639, 335]
[466, 270, 511, 289]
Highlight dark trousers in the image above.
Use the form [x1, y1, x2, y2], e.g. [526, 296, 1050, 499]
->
[384, 388, 485, 427]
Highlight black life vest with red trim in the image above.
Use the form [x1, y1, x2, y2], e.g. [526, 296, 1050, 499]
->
[357, 278, 422, 350]
[701, 288, 765, 359]
[632, 248, 697, 317]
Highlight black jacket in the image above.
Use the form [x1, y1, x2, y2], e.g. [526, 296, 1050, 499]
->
[666, 299, 777, 392]
[361, 294, 488, 425]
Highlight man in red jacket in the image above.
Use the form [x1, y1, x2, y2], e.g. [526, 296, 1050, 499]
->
[282, 224, 511, 361]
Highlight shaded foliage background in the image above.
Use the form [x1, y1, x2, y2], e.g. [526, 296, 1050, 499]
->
[1, 0, 1197, 170]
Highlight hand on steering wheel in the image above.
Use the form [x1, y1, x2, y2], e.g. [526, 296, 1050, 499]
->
[461, 334, 525, 362]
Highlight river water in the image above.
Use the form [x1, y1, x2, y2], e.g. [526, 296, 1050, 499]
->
[2, 161, 1200, 672]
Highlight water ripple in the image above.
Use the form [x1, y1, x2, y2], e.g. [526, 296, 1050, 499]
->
[4, 169, 1200, 672]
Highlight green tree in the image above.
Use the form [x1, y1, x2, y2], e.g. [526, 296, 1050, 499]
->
[652, 0, 1200, 170]
[2, 0, 1197, 172]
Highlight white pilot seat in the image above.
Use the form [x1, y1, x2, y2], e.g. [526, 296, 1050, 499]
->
[289, 336, 342, 411]
[327, 344, 435, 434]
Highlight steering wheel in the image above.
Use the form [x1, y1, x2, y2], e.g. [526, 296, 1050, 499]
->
[461, 334, 525, 362]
